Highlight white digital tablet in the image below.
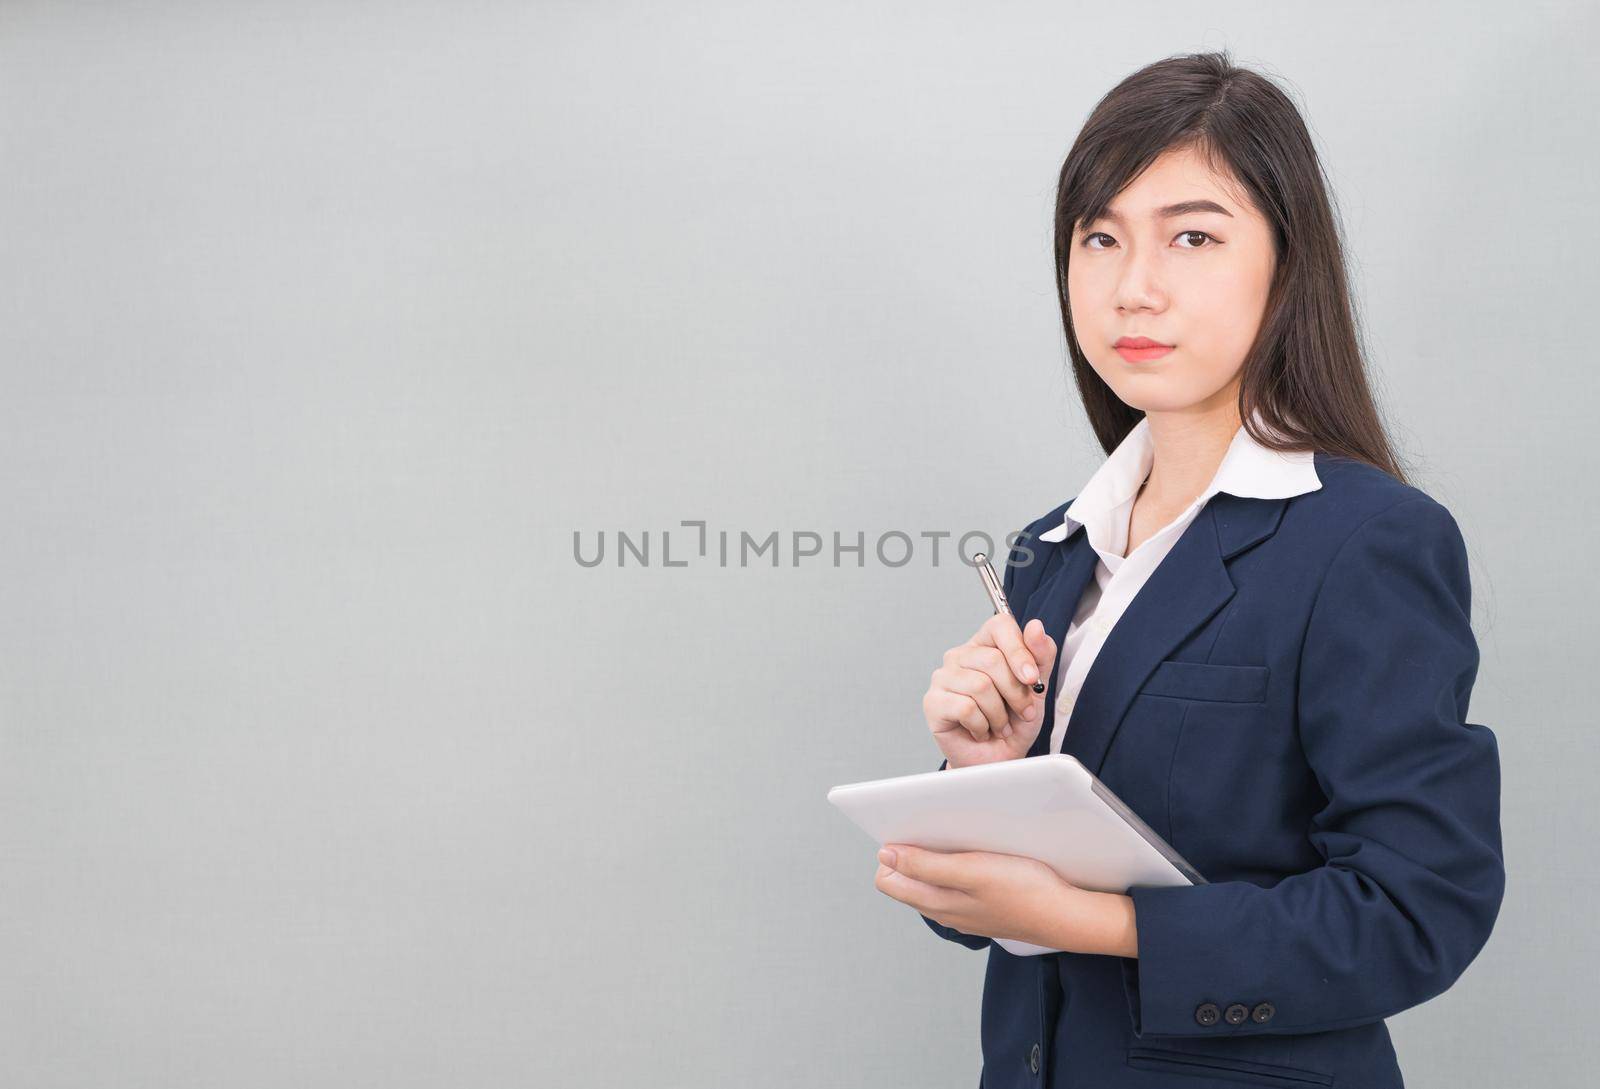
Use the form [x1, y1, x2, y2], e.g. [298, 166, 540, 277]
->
[827, 753, 1205, 957]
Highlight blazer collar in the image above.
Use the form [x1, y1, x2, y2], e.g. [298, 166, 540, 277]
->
[1016, 468, 1310, 775]
[1037, 411, 1321, 545]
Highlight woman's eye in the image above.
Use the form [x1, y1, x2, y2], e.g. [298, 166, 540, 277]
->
[1080, 230, 1218, 250]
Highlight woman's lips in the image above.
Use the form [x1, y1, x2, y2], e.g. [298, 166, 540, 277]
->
[1115, 343, 1174, 363]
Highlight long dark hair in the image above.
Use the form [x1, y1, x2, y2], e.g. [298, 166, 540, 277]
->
[1054, 51, 1408, 484]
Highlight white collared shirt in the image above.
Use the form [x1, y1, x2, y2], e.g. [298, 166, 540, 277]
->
[1035, 412, 1321, 756]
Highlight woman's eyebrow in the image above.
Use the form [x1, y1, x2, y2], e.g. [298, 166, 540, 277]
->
[1089, 199, 1235, 225]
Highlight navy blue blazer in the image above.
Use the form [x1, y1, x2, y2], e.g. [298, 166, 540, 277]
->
[921, 452, 1505, 1089]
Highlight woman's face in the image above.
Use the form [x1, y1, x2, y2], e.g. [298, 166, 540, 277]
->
[1066, 146, 1277, 416]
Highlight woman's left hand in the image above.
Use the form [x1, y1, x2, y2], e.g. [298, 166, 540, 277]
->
[873, 844, 1137, 958]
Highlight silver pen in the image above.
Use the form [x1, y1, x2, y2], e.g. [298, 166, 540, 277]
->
[972, 552, 1046, 693]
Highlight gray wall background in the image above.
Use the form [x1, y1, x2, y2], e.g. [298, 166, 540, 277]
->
[2, 2, 1593, 1086]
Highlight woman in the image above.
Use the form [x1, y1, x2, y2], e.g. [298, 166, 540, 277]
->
[872, 52, 1504, 1089]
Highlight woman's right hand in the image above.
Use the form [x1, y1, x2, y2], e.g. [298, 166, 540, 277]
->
[923, 613, 1059, 769]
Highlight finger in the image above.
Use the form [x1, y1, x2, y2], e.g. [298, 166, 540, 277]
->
[884, 844, 976, 892]
[1023, 619, 1058, 688]
[971, 612, 1040, 690]
[942, 666, 1013, 739]
[950, 644, 1034, 719]
[874, 863, 963, 916]
[924, 688, 998, 743]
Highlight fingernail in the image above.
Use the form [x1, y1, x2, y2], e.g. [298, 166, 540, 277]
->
[878, 847, 897, 868]
[1002, 724, 1013, 737]
[1023, 703, 1037, 719]
[1023, 662, 1038, 683]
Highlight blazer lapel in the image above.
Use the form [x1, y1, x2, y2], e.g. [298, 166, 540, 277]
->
[1023, 493, 1292, 772]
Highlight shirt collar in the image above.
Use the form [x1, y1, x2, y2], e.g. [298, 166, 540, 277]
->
[1036, 410, 1321, 544]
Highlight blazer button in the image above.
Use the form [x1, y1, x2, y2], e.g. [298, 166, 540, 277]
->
[1224, 1003, 1249, 1025]
[1194, 1002, 1220, 1027]
[1251, 1002, 1276, 1024]
[1029, 1042, 1041, 1075]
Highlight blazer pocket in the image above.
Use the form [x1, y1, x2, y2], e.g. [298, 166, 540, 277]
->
[1138, 660, 1269, 704]
[1126, 1046, 1332, 1087]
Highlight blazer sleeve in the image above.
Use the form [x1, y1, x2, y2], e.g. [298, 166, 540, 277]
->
[918, 526, 1036, 952]
[1119, 496, 1506, 1037]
